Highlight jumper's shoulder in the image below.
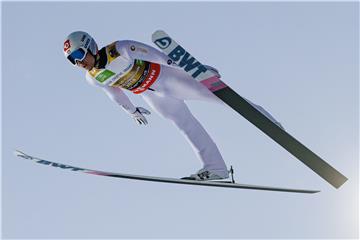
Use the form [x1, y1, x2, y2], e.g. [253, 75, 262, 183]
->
[114, 40, 155, 51]
[114, 40, 163, 57]
[112, 40, 173, 66]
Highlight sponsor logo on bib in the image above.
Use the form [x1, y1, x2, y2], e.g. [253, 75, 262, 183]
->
[95, 70, 116, 83]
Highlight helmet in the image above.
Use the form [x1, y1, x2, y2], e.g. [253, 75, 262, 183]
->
[63, 31, 98, 65]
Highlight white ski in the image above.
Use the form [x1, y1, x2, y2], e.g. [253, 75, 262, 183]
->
[14, 150, 319, 194]
[151, 30, 347, 189]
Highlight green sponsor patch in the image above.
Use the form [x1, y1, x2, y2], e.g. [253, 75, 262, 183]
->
[95, 70, 115, 83]
[136, 59, 144, 66]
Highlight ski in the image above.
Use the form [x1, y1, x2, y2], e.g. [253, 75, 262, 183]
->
[151, 30, 347, 189]
[14, 150, 319, 194]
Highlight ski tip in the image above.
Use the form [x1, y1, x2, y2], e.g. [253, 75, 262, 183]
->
[14, 149, 24, 156]
[151, 30, 166, 40]
[14, 149, 32, 159]
[152, 29, 165, 35]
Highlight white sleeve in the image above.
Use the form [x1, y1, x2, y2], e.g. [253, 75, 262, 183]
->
[102, 85, 137, 114]
[85, 71, 136, 114]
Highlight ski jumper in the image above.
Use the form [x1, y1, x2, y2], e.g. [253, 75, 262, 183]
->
[85, 40, 280, 177]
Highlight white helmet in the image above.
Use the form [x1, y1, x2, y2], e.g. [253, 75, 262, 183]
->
[63, 31, 98, 65]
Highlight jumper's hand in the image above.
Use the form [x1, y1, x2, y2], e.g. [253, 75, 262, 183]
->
[131, 107, 151, 125]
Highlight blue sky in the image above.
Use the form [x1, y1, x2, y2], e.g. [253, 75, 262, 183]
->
[2, 2, 359, 239]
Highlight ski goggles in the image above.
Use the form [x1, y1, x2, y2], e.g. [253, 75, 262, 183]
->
[67, 48, 87, 65]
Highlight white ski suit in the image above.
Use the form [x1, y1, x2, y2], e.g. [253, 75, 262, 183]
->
[85, 40, 280, 177]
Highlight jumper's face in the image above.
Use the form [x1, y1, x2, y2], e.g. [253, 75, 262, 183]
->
[76, 52, 95, 71]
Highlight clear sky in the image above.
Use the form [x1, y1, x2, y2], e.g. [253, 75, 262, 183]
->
[2, 1, 359, 239]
